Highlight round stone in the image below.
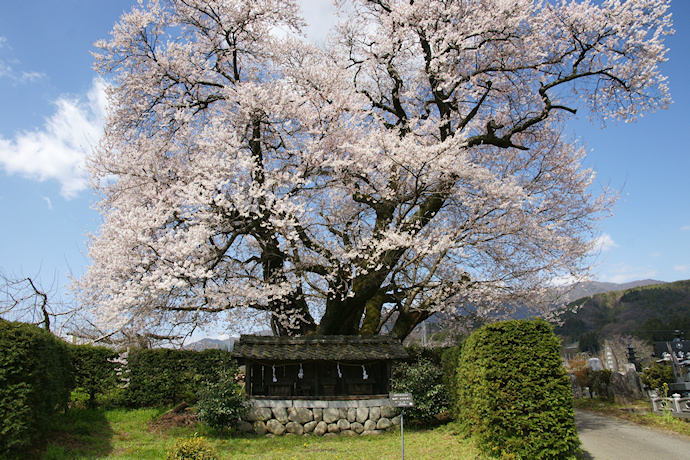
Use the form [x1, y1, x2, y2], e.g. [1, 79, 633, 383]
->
[253, 421, 268, 436]
[288, 407, 313, 424]
[381, 405, 397, 419]
[286, 421, 304, 436]
[266, 419, 286, 436]
[246, 407, 273, 422]
[356, 407, 369, 424]
[337, 418, 351, 431]
[304, 421, 318, 433]
[376, 417, 392, 430]
[313, 421, 328, 436]
[323, 408, 340, 424]
[351, 421, 364, 434]
[272, 407, 289, 423]
[347, 407, 357, 423]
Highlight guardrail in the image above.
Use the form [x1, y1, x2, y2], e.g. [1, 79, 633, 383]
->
[651, 394, 690, 418]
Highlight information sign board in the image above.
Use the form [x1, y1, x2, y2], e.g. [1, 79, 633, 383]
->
[389, 392, 414, 407]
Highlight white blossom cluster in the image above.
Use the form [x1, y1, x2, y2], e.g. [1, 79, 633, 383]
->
[75, 0, 671, 339]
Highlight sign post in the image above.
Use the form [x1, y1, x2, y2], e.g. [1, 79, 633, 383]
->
[390, 393, 414, 460]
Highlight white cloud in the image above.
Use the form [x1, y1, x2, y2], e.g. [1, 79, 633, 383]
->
[590, 233, 618, 254]
[675, 265, 689, 273]
[0, 79, 107, 198]
[42, 196, 53, 210]
[0, 37, 47, 84]
[600, 263, 658, 284]
[682, 225, 690, 231]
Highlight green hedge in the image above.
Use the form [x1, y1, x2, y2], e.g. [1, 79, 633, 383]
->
[67, 345, 237, 409]
[456, 319, 579, 459]
[123, 348, 237, 408]
[69, 344, 120, 408]
[0, 320, 74, 455]
[439, 345, 462, 415]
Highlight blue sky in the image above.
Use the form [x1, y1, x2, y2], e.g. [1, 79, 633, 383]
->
[1, 0, 689, 316]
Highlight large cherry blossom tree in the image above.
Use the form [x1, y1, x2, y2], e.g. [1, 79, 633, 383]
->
[77, 0, 671, 340]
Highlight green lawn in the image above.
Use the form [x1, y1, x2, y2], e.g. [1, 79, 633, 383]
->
[40, 408, 484, 459]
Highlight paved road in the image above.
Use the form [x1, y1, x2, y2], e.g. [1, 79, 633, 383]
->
[575, 410, 690, 459]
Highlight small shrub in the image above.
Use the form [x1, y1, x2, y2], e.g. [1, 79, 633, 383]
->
[166, 435, 218, 460]
[392, 358, 451, 425]
[588, 369, 612, 400]
[641, 362, 675, 392]
[196, 368, 248, 430]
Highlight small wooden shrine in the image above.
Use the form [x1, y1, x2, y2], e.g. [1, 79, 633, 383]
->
[233, 335, 409, 399]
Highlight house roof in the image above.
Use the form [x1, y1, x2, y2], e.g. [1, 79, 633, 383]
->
[232, 335, 409, 361]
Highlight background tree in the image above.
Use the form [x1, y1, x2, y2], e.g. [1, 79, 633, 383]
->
[77, 0, 671, 339]
[1, 271, 52, 330]
[0, 270, 85, 335]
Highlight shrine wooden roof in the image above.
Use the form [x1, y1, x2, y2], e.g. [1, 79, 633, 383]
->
[232, 335, 409, 361]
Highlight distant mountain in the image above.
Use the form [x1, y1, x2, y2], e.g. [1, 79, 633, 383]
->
[555, 279, 690, 341]
[559, 279, 665, 303]
[185, 337, 236, 351]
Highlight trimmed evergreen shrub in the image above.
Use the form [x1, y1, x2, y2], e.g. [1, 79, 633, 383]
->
[0, 320, 74, 455]
[456, 319, 579, 459]
[392, 357, 451, 425]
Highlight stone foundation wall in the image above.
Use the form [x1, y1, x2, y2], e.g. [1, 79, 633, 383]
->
[238, 398, 401, 437]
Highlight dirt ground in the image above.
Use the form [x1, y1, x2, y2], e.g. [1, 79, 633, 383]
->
[148, 408, 199, 433]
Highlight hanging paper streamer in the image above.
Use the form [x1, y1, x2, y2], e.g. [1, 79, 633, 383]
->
[298, 363, 304, 379]
[362, 365, 369, 380]
[337, 363, 342, 378]
[272, 365, 277, 383]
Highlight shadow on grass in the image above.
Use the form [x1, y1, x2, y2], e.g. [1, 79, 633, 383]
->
[39, 408, 115, 459]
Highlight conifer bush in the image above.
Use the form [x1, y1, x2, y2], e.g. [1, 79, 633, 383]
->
[456, 319, 579, 459]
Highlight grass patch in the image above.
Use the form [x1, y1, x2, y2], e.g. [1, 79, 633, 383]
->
[40, 408, 483, 459]
[574, 398, 690, 437]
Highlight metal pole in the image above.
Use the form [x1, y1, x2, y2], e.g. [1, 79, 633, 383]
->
[401, 409, 405, 460]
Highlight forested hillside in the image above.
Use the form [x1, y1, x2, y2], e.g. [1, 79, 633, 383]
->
[559, 279, 664, 303]
[555, 280, 690, 344]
